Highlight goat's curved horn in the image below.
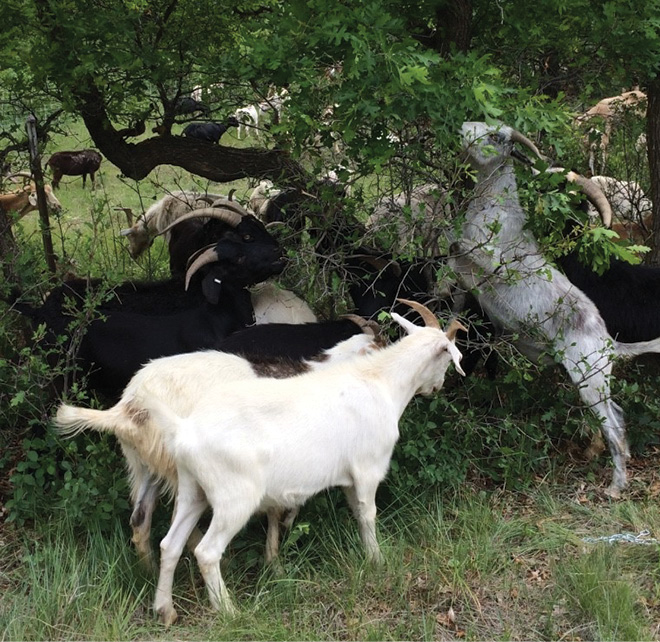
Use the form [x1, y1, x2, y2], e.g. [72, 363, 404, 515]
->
[445, 319, 468, 341]
[184, 246, 219, 291]
[208, 198, 250, 217]
[341, 314, 379, 336]
[565, 171, 613, 228]
[155, 206, 242, 238]
[185, 242, 217, 270]
[510, 130, 544, 160]
[396, 298, 440, 329]
[7, 171, 33, 183]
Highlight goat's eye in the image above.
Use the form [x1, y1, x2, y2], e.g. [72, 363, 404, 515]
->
[243, 234, 253, 242]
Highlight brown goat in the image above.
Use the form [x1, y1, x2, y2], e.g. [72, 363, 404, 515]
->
[0, 173, 62, 221]
[47, 149, 102, 189]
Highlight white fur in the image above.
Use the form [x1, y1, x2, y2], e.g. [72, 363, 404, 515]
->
[250, 281, 317, 324]
[588, 175, 653, 244]
[234, 104, 262, 139]
[366, 183, 450, 256]
[119, 190, 225, 259]
[451, 121, 658, 499]
[139, 314, 462, 622]
[54, 333, 374, 572]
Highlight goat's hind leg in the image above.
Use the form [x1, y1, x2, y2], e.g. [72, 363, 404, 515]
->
[130, 474, 160, 571]
[153, 476, 208, 626]
[121, 444, 160, 570]
[565, 356, 629, 497]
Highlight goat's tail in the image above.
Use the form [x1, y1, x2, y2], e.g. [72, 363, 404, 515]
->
[54, 403, 136, 440]
[134, 391, 184, 443]
[614, 336, 660, 358]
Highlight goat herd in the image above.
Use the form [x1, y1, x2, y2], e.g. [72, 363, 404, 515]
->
[6, 118, 660, 623]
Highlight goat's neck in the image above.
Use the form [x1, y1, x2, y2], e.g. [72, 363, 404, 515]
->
[363, 334, 442, 416]
[464, 160, 535, 253]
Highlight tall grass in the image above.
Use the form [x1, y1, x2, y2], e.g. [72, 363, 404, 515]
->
[2, 483, 660, 641]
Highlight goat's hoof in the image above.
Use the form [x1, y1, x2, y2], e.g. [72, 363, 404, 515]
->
[604, 486, 622, 500]
[156, 605, 178, 626]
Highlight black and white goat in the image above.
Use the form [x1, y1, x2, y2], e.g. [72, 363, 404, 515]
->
[450, 121, 660, 498]
[55, 300, 464, 623]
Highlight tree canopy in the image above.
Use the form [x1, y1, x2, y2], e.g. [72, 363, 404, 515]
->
[2, 0, 660, 221]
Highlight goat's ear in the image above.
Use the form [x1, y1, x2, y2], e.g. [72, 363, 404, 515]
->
[447, 341, 465, 376]
[201, 272, 223, 304]
[391, 312, 420, 335]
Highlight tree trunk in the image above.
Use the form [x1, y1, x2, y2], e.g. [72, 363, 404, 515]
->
[646, 76, 660, 265]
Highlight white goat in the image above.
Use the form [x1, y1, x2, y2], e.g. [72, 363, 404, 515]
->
[451, 122, 660, 498]
[55, 330, 375, 569]
[248, 179, 280, 218]
[588, 175, 653, 244]
[119, 190, 225, 259]
[234, 104, 262, 139]
[250, 281, 317, 324]
[56, 302, 464, 623]
[365, 183, 450, 256]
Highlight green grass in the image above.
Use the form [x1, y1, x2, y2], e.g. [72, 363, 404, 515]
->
[4, 117, 660, 642]
[5, 116, 246, 280]
[2, 481, 660, 641]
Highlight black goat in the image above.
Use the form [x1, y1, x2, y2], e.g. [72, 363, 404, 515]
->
[530, 171, 660, 345]
[175, 96, 211, 117]
[13, 202, 284, 400]
[182, 117, 239, 144]
[160, 198, 285, 283]
[557, 242, 660, 344]
[47, 150, 102, 189]
[214, 316, 380, 364]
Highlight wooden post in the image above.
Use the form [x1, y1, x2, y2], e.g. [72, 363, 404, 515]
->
[26, 115, 57, 274]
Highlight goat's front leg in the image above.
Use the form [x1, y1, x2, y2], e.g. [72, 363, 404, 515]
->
[154, 480, 208, 626]
[344, 476, 383, 564]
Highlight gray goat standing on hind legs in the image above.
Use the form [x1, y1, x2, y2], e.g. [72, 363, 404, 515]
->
[450, 121, 660, 498]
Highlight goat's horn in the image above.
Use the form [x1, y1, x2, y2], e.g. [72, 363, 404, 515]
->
[208, 198, 250, 217]
[155, 206, 242, 238]
[184, 246, 219, 290]
[7, 171, 33, 183]
[445, 319, 468, 341]
[565, 171, 613, 228]
[510, 130, 544, 160]
[341, 314, 379, 336]
[185, 242, 217, 270]
[396, 298, 440, 329]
